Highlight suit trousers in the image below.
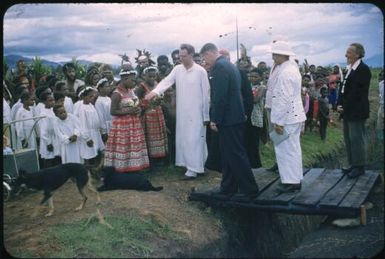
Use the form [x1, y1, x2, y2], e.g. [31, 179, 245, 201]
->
[205, 125, 221, 172]
[343, 119, 366, 167]
[218, 123, 259, 195]
[245, 117, 262, 168]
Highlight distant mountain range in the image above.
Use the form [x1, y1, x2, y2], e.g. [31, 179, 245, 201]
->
[3, 54, 119, 69]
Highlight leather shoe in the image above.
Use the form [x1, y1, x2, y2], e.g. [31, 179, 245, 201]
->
[230, 192, 258, 203]
[347, 167, 365, 178]
[341, 166, 353, 174]
[267, 163, 279, 173]
[276, 183, 301, 194]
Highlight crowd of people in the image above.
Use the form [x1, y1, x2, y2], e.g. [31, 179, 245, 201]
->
[3, 40, 381, 201]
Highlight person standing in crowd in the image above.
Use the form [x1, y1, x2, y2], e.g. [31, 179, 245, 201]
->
[318, 86, 330, 141]
[171, 49, 181, 66]
[53, 104, 82, 164]
[145, 43, 210, 180]
[269, 40, 306, 193]
[157, 55, 173, 81]
[136, 66, 168, 168]
[104, 68, 150, 172]
[94, 78, 112, 143]
[75, 87, 105, 168]
[200, 43, 259, 202]
[15, 92, 37, 149]
[54, 81, 74, 114]
[63, 63, 85, 103]
[337, 43, 372, 178]
[328, 64, 343, 111]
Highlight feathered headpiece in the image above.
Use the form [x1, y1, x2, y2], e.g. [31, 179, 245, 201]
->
[134, 49, 156, 66]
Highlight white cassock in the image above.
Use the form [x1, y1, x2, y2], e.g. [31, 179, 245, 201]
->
[270, 60, 306, 184]
[152, 63, 210, 173]
[39, 107, 60, 159]
[53, 114, 81, 163]
[10, 100, 23, 149]
[94, 96, 112, 134]
[64, 96, 74, 114]
[75, 102, 105, 160]
[15, 107, 37, 149]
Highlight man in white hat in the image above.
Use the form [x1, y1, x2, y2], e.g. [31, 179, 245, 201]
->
[267, 40, 306, 193]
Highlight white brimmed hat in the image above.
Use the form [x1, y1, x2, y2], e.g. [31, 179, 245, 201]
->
[268, 40, 295, 56]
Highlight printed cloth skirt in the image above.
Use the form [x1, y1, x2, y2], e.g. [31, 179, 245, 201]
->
[143, 106, 168, 158]
[104, 114, 149, 172]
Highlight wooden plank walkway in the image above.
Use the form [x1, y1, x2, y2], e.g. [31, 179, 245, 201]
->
[189, 168, 380, 218]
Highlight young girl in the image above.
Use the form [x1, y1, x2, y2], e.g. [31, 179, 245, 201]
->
[73, 85, 86, 115]
[136, 66, 168, 167]
[94, 78, 112, 143]
[53, 104, 82, 163]
[75, 87, 105, 166]
[38, 92, 61, 168]
[15, 92, 37, 149]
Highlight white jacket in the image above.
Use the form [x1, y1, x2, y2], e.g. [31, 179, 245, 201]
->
[271, 60, 306, 126]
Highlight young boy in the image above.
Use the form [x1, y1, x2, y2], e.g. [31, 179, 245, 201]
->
[318, 86, 330, 141]
[38, 92, 61, 168]
[15, 92, 37, 149]
[54, 81, 74, 114]
[53, 104, 82, 163]
[94, 78, 111, 143]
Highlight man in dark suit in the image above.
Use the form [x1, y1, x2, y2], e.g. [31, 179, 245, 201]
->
[337, 43, 371, 178]
[200, 43, 259, 202]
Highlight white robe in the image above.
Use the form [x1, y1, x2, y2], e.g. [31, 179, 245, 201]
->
[15, 107, 37, 149]
[64, 96, 74, 114]
[75, 102, 105, 160]
[3, 98, 11, 124]
[38, 107, 60, 158]
[270, 60, 306, 184]
[10, 100, 24, 149]
[94, 96, 112, 134]
[53, 114, 81, 163]
[152, 63, 210, 173]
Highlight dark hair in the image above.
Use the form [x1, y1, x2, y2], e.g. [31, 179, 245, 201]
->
[53, 104, 65, 114]
[40, 92, 53, 102]
[63, 63, 76, 74]
[35, 85, 50, 100]
[180, 44, 195, 55]
[171, 49, 179, 57]
[20, 92, 33, 102]
[76, 85, 86, 97]
[193, 53, 201, 58]
[302, 74, 311, 80]
[80, 87, 95, 98]
[157, 55, 168, 63]
[249, 67, 264, 76]
[200, 43, 218, 55]
[54, 81, 66, 92]
[350, 43, 365, 58]
[54, 92, 65, 101]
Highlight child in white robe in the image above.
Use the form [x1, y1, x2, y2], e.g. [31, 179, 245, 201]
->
[54, 81, 74, 114]
[10, 87, 30, 150]
[74, 87, 105, 166]
[53, 104, 82, 163]
[38, 92, 61, 168]
[94, 78, 112, 143]
[15, 92, 37, 149]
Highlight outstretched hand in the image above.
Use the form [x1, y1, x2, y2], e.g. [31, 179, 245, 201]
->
[144, 92, 158, 101]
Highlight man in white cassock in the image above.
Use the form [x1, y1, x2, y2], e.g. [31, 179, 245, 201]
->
[269, 40, 306, 193]
[145, 43, 210, 179]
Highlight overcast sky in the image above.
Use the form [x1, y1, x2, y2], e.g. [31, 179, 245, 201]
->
[3, 3, 384, 67]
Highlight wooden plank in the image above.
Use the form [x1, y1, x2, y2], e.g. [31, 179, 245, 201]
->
[255, 168, 312, 204]
[318, 173, 358, 209]
[292, 169, 344, 207]
[273, 168, 324, 205]
[338, 171, 379, 209]
[252, 168, 280, 192]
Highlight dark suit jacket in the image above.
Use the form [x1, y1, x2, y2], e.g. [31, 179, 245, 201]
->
[210, 56, 246, 126]
[337, 61, 371, 121]
[239, 69, 253, 119]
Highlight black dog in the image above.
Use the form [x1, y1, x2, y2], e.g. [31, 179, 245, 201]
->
[97, 166, 163, 192]
[15, 163, 101, 217]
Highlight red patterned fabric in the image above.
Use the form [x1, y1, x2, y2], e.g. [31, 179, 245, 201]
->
[104, 85, 149, 172]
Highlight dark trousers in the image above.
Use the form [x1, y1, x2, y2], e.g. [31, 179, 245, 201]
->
[245, 118, 262, 168]
[319, 117, 328, 140]
[205, 125, 221, 172]
[343, 119, 366, 167]
[218, 123, 259, 195]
